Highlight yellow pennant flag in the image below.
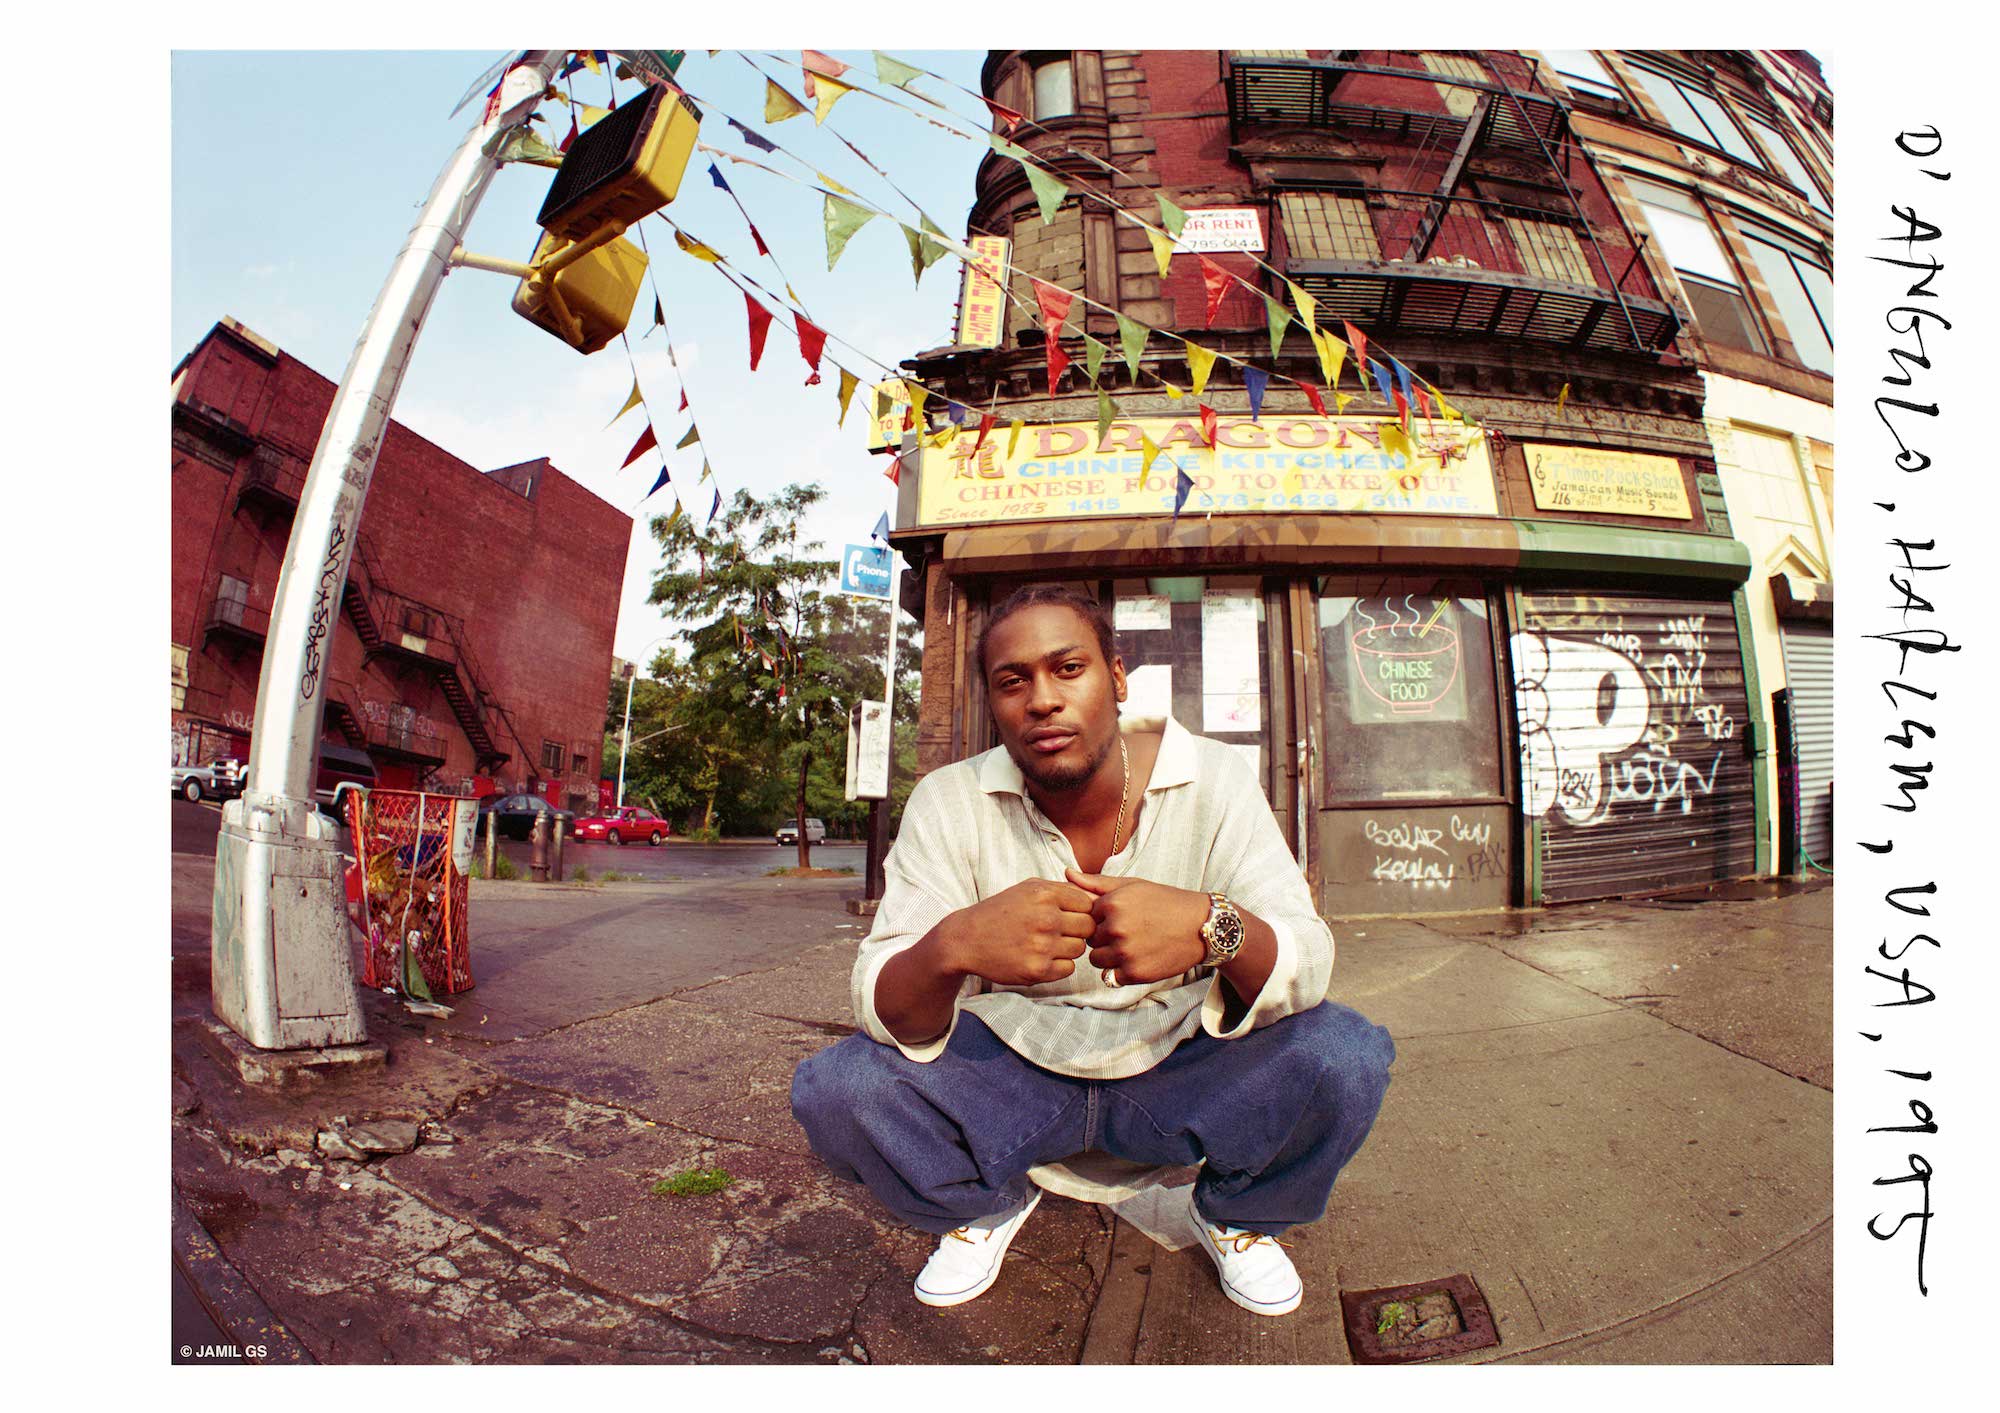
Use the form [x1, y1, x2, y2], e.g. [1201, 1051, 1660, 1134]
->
[581, 51, 601, 75]
[607, 378, 644, 427]
[1380, 423, 1418, 466]
[816, 172, 856, 196]
[1163, 381, 1185, 401]
[1147, 226, 1176, 278]
[1288, 281, 1318, 332]
[813, 73, 854, 125]
[699, 460, 713, 483]
[1185, 343, 1217, 399]
[836, 369, 860, 426]
[580, 104, 609, 130]
[1435, 392, 1462, 423]
[765, 78, 807, 123]
[1311, 328, 1348, 388]
[674, 231, 723, 262]
[1334, 391, 1355, 415]
[1140, 431, 1163, 475]
[663, 500, 685, 528]
[1007, 419, 1025, 457]
[1556, 382, 1571, 416]
[927, 423, 956, 450]
[907, 384, 929, 423]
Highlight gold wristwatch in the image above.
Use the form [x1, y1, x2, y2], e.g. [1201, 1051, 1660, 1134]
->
[1200, 892, 1245, 966]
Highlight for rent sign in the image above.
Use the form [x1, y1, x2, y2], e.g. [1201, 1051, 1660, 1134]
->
[915, 415, 1496, 527]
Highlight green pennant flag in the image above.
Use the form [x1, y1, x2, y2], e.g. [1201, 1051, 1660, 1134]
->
[824, 194, 876, 270]
[836, 369, 860, 426]
[875, 388, 892, 420]
[1264, 296, 1293, 361]
[1083, 334, 1108, 387]
[1147, 225, 1176, 278]
[989, 132, 1032, 163]
[765, 78, 807, 123]
[1022, 161, 1069, 224]
[1096, 389, 1116, 449]
[902, 222, 949, 286]
[676, 424, 700, 450]
[608, 378, 644, 427]
[1157, 195, 1189, 239]
[874, 51, 924, 88]
[1116, 313, 1148, 380]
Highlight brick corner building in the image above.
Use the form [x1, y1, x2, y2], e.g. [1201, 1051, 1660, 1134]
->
[888, 50, 1833, 911]
[171, 316, 631, 814]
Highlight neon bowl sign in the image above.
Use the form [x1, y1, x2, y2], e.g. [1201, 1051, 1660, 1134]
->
[1353, 622, 1459, 714]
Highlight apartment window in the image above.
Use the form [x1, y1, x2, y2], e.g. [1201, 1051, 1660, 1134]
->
[571, 751, 587, 775]
[541, 739, 564, 772]
[1745, 113, 1831, 215]
[1234, 50, 1308, 59]
[1504, 216, 1595, 287]
[1279, 190, 1381, 262]
[1542, 49, 1622, 103]
[1742, 229, 1834, 375]
[1625, 62, 1763, 167]
[1032, 58, 1074, 119]
[1627, 178, 1767, 355]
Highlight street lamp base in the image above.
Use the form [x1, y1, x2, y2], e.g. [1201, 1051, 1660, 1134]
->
[211, 794, 369, 1051]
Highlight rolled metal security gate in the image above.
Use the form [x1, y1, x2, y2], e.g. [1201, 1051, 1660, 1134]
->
[1778, 624, 1834, 870]
[1513, 590, 1758, 902]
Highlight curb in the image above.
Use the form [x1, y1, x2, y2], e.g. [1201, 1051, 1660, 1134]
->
[172, 1185, 315, 1365]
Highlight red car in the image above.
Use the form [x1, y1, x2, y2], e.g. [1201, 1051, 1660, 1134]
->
[573, 805, 670, 846]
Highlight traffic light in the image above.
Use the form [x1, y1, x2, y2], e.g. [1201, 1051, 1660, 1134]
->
[537, 83, 701, 241]
[508, 230, 648, 355]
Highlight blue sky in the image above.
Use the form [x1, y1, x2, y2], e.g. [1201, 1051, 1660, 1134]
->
[172, 49, 989, 667]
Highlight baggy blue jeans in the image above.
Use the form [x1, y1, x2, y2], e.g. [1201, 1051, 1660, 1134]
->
[791, 1002, 1395, 1236]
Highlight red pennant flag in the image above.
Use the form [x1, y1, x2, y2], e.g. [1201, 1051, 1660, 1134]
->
[744, 292, 773, 371]
[1294, 378, 1326, 417]
[983, 97, 1025, 132]
[1342, 321, 1370, 375]
[795, 316, 827, 385]
[1414, 384, 1433, 421]
[677, 388, 689, 412]
[1198, 403, 1219, 448]
[619, 424, 658, 469]
[802, 49, 849, 79]
[1034, 280, 1074, 395]
[884, 454, 902, 486]
[1199, 257, 1232, 328]
[558, 117, 578, 153]
[749, 223, 770, 257]
[972, 412, 995, 456]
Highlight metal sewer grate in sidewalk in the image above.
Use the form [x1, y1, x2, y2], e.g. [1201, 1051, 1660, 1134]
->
[1339, 1273, 1498, 1364]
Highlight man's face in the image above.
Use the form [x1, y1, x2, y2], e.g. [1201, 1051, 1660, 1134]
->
[984, 603, 1127, 792]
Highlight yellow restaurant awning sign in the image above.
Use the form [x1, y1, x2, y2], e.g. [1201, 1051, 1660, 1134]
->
[915, 414, 1495, 528]
[1523, 442, 1691, 519]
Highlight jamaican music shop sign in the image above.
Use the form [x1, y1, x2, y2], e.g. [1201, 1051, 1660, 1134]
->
[915, 414, 1497, 527]
[1523, 442, 1691, 519]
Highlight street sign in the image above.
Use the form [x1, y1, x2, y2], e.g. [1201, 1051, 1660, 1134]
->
[845, 700, 891, 801]
[839, 543, 892, 598]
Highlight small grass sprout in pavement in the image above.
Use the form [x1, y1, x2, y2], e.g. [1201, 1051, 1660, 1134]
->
[652, 1167, 734, 1197]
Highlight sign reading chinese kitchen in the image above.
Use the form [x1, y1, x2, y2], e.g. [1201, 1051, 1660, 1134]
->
[1174, 208, 1265, 253]
[954, 235, 1010, 349]
[1523, 443, 1691, 519]
[916, 415, 1496, 528]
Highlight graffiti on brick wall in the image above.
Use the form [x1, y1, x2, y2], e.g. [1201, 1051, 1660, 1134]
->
[1514, 613, 1737, 826]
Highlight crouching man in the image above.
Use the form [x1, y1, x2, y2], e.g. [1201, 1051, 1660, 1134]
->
[792, 586, 1394, 1316]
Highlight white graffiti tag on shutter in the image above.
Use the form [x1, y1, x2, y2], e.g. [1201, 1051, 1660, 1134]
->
[1513, 631, 1651, 825]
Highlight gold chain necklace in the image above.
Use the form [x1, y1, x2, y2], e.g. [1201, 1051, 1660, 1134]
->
[1112, 737, 1130, 856]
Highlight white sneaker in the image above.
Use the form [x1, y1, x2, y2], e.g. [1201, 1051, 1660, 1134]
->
[913, 1189, 1043, 1307]
[1188, 1190, 1304, 1317]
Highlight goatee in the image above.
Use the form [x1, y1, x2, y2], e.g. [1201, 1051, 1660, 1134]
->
[1012, 729, 1117, 793]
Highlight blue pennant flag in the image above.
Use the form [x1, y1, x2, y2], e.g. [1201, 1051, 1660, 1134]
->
[707, 162, 732, 192]
[708, 488, 722, 524]
[1389, 356, 1414, 408]
[1242, 366, 1270, 422]
[647, 464, 672, 499]
[1368, 359, 1394, 405]
[727, 117, 779, 153]
[946, 400, 968, 425]
[871, 511, 891, 542]
[1172, 468, 1195, 518]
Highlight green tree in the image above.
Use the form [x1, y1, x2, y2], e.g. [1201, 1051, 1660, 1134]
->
[643, 484, 918, 866]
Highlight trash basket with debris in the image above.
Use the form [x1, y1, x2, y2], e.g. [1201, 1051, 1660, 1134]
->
[345, 788, 478, 999]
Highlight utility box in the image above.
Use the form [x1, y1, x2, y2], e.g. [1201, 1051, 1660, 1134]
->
[510, 230, 648, 353]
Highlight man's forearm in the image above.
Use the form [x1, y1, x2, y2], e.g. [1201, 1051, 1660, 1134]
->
[872, 918, 969, 1047]
[1215, 908, 1280, 1023]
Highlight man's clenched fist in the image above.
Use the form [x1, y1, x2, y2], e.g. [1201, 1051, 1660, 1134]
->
[938, 878, 1097, 987]
[1064, 868, 1210, 986]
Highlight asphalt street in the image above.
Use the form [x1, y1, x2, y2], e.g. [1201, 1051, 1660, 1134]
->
[168, 797, 865, 881]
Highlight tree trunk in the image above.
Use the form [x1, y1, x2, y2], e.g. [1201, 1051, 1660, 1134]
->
[796, 746, 812, 869]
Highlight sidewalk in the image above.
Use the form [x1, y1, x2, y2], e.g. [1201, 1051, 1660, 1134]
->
[170, 857, 1831, 1364]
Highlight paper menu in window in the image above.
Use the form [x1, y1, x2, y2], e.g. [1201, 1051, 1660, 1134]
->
[1124, 663, 1172, 719]
[1200, 590, 1260, 695]
[1115, 594, 1172, 631]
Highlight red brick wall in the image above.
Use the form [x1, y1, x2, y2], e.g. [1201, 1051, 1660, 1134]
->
[170, 322, 629, 802]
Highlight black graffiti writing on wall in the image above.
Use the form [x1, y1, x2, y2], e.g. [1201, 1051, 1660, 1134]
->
[299, 520, 350, 702]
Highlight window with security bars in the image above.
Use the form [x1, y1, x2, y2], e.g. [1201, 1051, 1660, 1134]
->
[1504, 217, 1596, 287]
[1421, 52, 1487, 119]
[541, 740, 564, 772]
[1279, 191, 1380, 262]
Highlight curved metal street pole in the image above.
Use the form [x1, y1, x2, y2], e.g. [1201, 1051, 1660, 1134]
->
[212, 53, 564, 1051]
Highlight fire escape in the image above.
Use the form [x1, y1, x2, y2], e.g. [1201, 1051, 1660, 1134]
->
[231, 444, 521, 775]
[1224, 51, 1679, 354]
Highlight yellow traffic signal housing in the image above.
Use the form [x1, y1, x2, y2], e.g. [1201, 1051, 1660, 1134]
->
[509, 231, 648, 354]
[536, 83, 702, 242]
